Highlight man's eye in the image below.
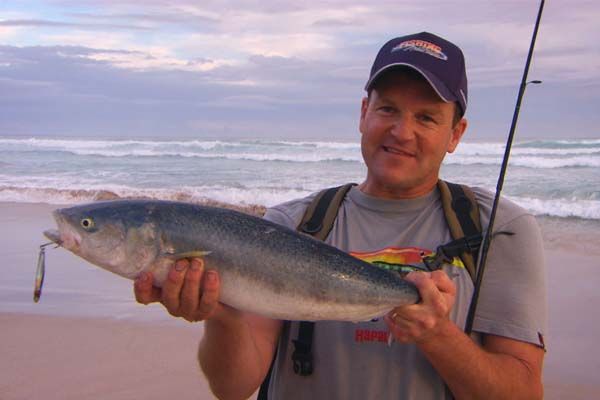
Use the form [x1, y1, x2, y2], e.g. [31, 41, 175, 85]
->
[378, 106, 395, 114]
[418, 114, 436, 124]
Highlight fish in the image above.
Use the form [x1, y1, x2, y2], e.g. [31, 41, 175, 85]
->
[42, 200, 419, 321]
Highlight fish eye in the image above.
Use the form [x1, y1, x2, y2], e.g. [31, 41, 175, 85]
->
[80, 218, 95, 230]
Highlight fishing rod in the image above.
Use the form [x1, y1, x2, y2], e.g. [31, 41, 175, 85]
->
[464, 0, 545, 334]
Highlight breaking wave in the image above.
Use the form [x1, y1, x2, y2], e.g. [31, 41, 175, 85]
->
[1, 136, 598, 220]
[508, 195, 600, 220]
[0, 184, 313, 209]
[2, 184, 599, 220]
[446, 154, 600, 168]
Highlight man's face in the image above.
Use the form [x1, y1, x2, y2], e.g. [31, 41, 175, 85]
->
[359, 71, 467, 198]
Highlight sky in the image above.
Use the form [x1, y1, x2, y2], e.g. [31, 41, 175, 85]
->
[1, 1, 599, 140]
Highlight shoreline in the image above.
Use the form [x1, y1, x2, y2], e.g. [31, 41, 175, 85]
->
[1, 201, 599, 399]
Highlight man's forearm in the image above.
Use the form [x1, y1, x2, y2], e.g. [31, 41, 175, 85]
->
[418, 322, 544, 400]
[198, 314, 280, 400]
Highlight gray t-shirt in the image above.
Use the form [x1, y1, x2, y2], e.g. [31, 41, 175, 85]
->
[263, 185, 547, 400]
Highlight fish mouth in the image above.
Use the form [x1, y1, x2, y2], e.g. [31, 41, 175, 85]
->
[43, 209, 81, 250]
[44, 209, 66, 246]
[43, 229, 63, 245]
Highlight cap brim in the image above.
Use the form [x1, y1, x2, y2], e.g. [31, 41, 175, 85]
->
[364, 63, 461, 109]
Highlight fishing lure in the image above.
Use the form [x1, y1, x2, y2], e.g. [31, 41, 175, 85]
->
[34, 242, 54, 302]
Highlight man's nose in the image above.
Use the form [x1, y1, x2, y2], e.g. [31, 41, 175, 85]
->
[389, 115, 415, 140]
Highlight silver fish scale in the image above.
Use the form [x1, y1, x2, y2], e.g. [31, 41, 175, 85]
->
[148, 201, 418, 306]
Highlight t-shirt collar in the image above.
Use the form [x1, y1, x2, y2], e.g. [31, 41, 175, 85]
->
[348, 185, 439, 213]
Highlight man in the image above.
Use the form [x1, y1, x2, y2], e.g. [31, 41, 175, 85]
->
[134, 32, 547, 399]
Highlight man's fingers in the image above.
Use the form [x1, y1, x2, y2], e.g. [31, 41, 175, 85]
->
[134, 272, 161, 304]
[407, 271, 455, 300]
[180, 258, 204, 319]
[161, 259, 189, 315]
[430, 270, 456, 295]
[384, 314, 412, 343]
[405, 271, 439, 304]
[406, 270, 455, 318]
[135, 260, 222, 322]
[197, 270, 220, 318]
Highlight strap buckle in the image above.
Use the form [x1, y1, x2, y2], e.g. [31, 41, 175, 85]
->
[291, 340, 313, 376]
[422, 234, 483, 271]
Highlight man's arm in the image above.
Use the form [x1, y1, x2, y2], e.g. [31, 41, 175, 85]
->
[199, 312, 282, 400]
[135, 258, 282, 400]
[385, 271, 544, 400]
[419, 319, 543, 399]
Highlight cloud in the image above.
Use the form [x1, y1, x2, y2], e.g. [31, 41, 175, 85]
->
[66, 11, 220, 26]
[0, 18, 152, 31]
[22, 30, 232, 72]
[0, 42, 361, 137]
[7, 1, 599, 85]
[1, 1, 599, 138]
[85, 50, 229, 72]
[0, 26, 20, 41]
[311, 18, 359, 28]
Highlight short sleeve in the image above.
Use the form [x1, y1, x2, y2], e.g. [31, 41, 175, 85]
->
[473, 214, 547, 348]
[263, 195, 315, 229]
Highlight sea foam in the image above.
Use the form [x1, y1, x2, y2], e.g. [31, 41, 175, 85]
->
[1, 136, 598, 220]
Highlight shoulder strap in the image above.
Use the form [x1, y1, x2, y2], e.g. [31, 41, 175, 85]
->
[291, 320, 314, 376]
[292, 183, 355, 376]
[258, 184, 356, 398]
[437, 180, 482, 281]
[298, 183, 356, 240]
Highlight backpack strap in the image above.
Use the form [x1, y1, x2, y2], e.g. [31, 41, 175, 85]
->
[291, 319, 315, 376]
[437, 180, 482, 281]
[258, 183, 356, 398]
[298, 183, 357, 240]
[292, 183, 356, 376]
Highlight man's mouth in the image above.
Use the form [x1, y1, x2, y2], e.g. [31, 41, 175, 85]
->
[382, 146, 415, 157]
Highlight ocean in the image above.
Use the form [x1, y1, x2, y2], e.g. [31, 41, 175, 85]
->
[1, 136, 599, 220]
[1, 135, 599, 321]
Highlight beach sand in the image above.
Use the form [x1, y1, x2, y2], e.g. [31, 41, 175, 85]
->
[1, 202, 599, 399]
[0, 313, 215, 400]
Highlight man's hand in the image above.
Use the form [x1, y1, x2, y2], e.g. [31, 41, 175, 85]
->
[384, 270, 456, 343]
[134, 258, 229, 323]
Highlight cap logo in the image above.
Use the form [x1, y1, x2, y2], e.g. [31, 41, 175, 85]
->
[392, 39, 448, 61]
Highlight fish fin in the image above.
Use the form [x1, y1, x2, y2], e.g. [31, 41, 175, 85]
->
[164, 250, 212, 259]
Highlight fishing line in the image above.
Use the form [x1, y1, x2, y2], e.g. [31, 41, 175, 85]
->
[464, 0, 546, 334]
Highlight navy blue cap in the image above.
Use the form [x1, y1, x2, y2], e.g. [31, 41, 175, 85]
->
[365, 32, 468, 115]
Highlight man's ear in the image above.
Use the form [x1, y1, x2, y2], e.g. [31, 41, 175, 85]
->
[359, 97, 369, 135]
[447, 118, 467, 153]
